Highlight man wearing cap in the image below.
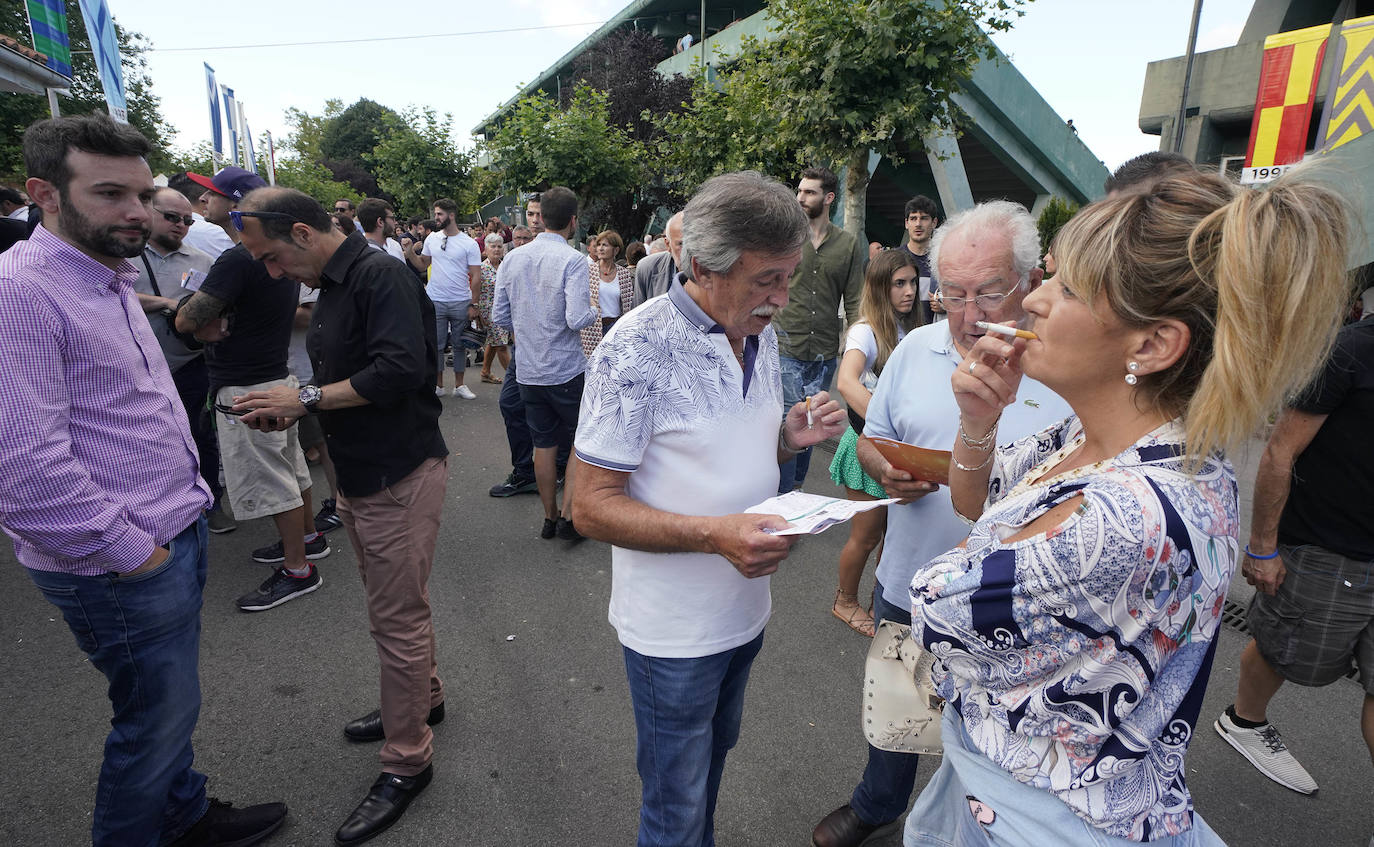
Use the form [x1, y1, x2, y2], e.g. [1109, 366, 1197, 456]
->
[176, 167, 331, 612]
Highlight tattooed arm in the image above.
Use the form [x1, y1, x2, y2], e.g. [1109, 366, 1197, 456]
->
[174, 291, 230, 342]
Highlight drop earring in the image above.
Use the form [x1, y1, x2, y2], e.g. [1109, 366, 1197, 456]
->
[1125, 361, 1140, 386]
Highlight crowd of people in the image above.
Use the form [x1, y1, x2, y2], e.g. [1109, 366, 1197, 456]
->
[1, 110, 1370, 847]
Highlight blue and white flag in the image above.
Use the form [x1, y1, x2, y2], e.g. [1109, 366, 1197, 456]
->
[221, 86, 239, 167]
[76, 0, 127, 122]
[241, 102, 258, 175]
[204, 63, 222, 158]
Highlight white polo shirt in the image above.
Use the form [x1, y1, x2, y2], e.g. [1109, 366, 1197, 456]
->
[865, 320, 1072, 609]
[576, 281, 783, 658]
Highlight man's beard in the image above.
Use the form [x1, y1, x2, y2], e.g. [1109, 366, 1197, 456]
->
[800, 199, 824, 219]
[61, 194, 148, 259]
[152, 231, 183, 253]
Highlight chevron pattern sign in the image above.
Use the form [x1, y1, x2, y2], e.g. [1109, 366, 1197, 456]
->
[1244, 23, 1331, 170]
[1317, 15, 1374, 154]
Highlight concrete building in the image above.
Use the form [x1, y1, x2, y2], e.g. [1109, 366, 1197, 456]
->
[473, 0, 1109, 244]
[1139, 0, 1374, 268]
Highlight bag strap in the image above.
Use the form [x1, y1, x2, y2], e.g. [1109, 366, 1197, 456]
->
[140, 252, 163, 298]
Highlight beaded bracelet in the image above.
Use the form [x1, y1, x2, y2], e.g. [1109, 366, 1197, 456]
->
[1244, 545, 1279, 560]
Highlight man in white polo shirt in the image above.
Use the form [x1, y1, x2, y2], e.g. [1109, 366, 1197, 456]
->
[573, 171, 847, 847]
[417, 197, 481, 399]
[811, 200, 1072, 847]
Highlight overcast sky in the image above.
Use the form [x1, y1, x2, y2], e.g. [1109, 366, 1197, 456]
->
[95, 0, 1254, 173]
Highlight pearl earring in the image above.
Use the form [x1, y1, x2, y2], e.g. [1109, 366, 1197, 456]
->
[1125, 361, 1140, 386]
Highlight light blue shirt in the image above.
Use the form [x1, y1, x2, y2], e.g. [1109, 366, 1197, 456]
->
[492, 232, 597, 386]
[864, 320, 1071, 609]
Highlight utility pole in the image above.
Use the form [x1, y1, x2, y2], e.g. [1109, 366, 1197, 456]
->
[1172, 0, 1204, 154]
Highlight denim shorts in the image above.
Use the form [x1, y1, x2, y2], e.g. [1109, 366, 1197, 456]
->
[1249, 543, 1374, 692]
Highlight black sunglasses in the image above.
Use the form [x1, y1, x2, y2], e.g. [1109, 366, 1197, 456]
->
[229, 210, 303, 232]
[153, 208, 195, 227]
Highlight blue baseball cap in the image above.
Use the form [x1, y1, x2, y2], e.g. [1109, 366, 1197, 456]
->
[187, 166, 267, 202]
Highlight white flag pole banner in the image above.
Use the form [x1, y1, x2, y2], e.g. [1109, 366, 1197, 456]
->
[221, 85, 239, 167]
[238, 102, 253, 174]
[77, 0, 128, 123]
[204, 63, 223, 163]
[264, 131, 277, 185]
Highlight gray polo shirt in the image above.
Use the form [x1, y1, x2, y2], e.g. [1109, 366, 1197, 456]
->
[133, 242, 213, 373]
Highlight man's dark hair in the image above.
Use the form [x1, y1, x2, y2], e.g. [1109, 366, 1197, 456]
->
[420, 218, 438, 233]
[0, 187, 23, 206]
[358, 198, 393, 233]
[539, 186, 577, 230]
[904, 195, 940, 222]
[1103, 151, 1196, 195]
[335, 198, 355, 212]
[800, 165, 838, 197]
[526, 192, 541, 207]
[240, 187, 334, 243]
[407, 215, 422, 227]
[434, 197, 457, 214]
[167, 172, 205, 203]
[23, 114, 151, 193]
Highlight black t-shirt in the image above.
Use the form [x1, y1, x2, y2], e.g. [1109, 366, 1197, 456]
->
[902, 245, 937, 298]
[1278, 317, 1374, 558]
[199, 243, 298, 388]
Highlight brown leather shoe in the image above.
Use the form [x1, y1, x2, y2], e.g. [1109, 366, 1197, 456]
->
[811, 804, 897, 847]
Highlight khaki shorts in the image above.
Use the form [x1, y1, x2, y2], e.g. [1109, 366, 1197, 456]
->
[215, 377, 312, 521]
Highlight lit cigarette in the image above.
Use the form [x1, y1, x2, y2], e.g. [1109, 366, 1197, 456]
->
[805, 395, 813, 429]
[975, 321, 1038, 341]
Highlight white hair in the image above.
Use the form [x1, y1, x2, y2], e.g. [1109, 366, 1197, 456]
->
[648, 237, 668, 254]
[484, 233, 505, 249]
[929, 200, 1040, 283]
[679, 171, 807, 279]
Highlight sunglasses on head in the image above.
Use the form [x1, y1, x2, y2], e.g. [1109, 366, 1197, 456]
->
[228, 210, 303, 232]
[153, 208, 195, 227]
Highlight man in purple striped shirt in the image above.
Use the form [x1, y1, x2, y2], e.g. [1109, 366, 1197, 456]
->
[0, 115, 286, 847]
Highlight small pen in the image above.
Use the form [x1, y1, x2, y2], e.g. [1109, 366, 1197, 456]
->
[975, 321, 1038, 341]
[805, 395, 813, 429]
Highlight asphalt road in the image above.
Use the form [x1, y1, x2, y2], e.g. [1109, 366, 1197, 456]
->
[1, 375, 1369, 846]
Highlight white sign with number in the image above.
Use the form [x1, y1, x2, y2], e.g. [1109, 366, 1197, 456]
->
[1240, 164, 1294, 184]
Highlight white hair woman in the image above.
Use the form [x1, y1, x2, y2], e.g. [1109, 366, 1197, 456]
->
[477, 232, 510, 383]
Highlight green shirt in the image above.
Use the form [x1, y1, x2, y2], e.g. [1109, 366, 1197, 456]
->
[775, 222, 866, 360]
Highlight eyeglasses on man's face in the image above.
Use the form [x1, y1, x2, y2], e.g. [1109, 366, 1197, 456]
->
[939, 276, 1027, 312]
[152, 208, 195, 227]
[229, 209, 303, 233]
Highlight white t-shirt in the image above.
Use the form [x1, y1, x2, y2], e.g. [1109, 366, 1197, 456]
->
[287, 284, 320, 383]
[599, 280, 621, 318]
[576, 285, 783, 658]
[422, 230, 481, 303]
[844, 321, 907, 392]
[385, 238, 405, 261]
[183, 214, 235, 260]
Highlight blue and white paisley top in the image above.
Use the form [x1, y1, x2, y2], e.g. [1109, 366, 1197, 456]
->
[911, 417, 1238, 841]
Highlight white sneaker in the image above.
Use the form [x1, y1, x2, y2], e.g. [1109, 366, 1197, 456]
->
[1214, 711, 1318, 794]
[454, 385, 476, 400]
[434, 386, 445, 397]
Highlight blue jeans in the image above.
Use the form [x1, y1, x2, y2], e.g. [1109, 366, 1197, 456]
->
[623, 630, 766, 847]
[29, 517, 210, 847]
[850, 580, 921, 827]
[778, 355, 838, 493]
[434, 299, 471, 376]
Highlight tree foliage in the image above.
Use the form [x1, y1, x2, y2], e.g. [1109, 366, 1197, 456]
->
[320, 98, 398, 165]
[366, 107, 471, 216]
[272, 155, 363, 209]
[283, 99, 344, 162]
[1036, 195, 1078, 259]
[0, 0, 174, 182]
[566, 29, 690, 150]
[483, 84, 644, 227]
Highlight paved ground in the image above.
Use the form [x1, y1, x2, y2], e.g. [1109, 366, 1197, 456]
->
[1, 376, 1370, 846]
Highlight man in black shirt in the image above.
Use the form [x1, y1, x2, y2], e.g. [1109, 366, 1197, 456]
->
[228, 188, 449, 847]
[175, 167, 329, 613]
[1214, 317, 1374, 796]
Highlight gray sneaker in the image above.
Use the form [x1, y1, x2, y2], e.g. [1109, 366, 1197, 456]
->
[1214, 711, 1318, 794]
[236, 565, 322, 612]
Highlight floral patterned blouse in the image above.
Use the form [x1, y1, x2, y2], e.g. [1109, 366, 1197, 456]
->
[478, 260, 511, 347]
[911, 417, 1238, 841]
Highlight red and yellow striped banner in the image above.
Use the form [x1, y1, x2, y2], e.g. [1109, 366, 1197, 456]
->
[1317, 15, 1374, 153]
[1245, 23, 1332, 168]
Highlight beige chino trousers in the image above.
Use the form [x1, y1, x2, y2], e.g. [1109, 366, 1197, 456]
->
[336, 456, 448, 776]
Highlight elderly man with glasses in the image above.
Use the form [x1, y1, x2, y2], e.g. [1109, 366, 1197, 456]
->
[811, 201, 1074, 847]
[132, 186, 237, 533]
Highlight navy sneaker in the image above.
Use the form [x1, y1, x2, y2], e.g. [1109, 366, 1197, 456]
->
[252, 534, 331, 563]
[314, 498, 344, 534]
[489, 472, 538, 498]
[237, 565, 322, 612]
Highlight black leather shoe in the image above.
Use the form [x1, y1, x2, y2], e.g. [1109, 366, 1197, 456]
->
[556, 517, 583, 541]
[540, 518, 557, 539]
[811, 804, 898, 847]
[343, 702, 445, 743]
[169, 797, 287, 847]
[334, 765, 433, 846]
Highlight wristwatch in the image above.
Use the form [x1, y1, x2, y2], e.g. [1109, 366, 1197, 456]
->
[299, 384, 323, 414]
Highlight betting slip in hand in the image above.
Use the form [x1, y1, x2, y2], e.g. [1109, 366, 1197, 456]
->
[746, 491, 900, 536]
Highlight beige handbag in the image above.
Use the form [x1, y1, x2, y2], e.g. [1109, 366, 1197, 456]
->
[862, 620, 945, 755]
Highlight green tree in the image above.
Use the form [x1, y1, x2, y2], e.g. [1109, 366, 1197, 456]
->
[366, 107, 471, 216]
[272, 155, 363, 209]
[320, 98, 398, 165]
[0, 0, 175, 181]
[1036, 195, 1078, 262]
[282, 99, 344, 162]
[483, 84, 645, 220]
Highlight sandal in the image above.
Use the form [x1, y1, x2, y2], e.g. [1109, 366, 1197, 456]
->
[831, 589, 875, 637]
[481, 373, 503, 384]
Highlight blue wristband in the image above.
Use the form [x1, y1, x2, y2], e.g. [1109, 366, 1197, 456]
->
[1244, 545, 1279, 560]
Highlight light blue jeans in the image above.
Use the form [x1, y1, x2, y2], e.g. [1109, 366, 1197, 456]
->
[622, 631, 766, 847]
[778, 355, 838, 493]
